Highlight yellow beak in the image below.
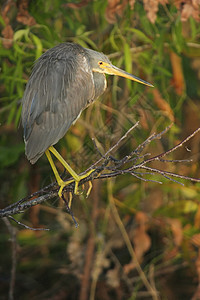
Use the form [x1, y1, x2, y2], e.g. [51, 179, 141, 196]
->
[103, 63, 153, 87]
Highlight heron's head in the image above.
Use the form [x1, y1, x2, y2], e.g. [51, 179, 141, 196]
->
[86, 49, 153, 87]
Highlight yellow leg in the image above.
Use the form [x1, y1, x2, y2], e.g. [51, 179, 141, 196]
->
[46, 146, 95, 198]
[45, 149, 74, 198]
[49, 146, 80, 181]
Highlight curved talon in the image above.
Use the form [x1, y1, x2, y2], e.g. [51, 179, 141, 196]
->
[71, 168, 95, 195]
[68, 192, 73, 208]
[86, 181, 93, 198]
[58, 186, 64, 198]
[57, 169, 95, 198]
[74, 180, 79, 195]
[58, 178, 74, 198]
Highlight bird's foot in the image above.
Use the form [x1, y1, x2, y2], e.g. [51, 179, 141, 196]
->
[58, 169, 95, 202]
[58, 178, 74, 199]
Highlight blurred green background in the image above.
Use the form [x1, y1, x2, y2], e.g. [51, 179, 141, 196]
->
[1, 0, 200, 299]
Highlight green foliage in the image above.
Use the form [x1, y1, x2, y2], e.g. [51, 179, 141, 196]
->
[0, 144, 24, 168]
[1, 1, 200, 299]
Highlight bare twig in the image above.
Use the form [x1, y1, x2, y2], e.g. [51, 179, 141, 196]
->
[79, 181, 100, 300]
[8, 216, 50, 231]
[107, 180, 160, 300]
[0, 124, 200, 220]
[90, 121, 139, 169]
[3, 218, 17, 300]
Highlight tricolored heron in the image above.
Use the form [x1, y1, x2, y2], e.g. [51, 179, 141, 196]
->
[21, 42, 153, 198]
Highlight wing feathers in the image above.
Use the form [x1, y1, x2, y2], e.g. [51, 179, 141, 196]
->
[22, 43, 95, 163]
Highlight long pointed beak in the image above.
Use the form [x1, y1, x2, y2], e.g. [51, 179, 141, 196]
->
[105, 64, 154, 87]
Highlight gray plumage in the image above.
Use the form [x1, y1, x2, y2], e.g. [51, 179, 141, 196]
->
[21, 43, 109, 164]
[22, 42, 152, 164]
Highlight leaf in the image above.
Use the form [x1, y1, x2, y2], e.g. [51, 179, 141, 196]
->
[105, 0, 127, 24]
[152, 88, 174, 121]
[172, 18, 185, 53]
[181, 187, 198, 199]
[109, 29, 119, 51]
[170, 51, 185, 96]
[64, 0, 90, 9]
[132, 212, 151, 261]
[124, 43, 132, 90]
[124, 43, 132, 74]
[15, 105, 22, 128]
[189, 17, 197, 41]
[184, 200, 198, 214]
[180, 3, 200, 22]
[0, 14, 6, 26]
[31, 33, 43, 59]
[129, 0, 135, 10]
[2, 25, 13, 49]
[143, 0, 159, 24]
[155, 66, 172, 77]
[191, 234, 200, 247]
[128, 28, 153, 44]
[124, 212, 151, 274]
[79, 34, 97, 50]
[167, 218, 183, 247]
[195, 206, 200, 229]
[13, 29, 29, 41]
[16, 0, 36, 26]
[0, 144, 24, 168]
[13, 43, 27, 56]
[106, 268, 120, 288]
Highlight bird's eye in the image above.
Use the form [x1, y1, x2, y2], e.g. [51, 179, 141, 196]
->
[98, 61, 103, 66]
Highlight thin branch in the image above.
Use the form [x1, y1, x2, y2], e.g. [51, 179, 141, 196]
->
[3, 218, 17, 300]
[79, 181, 100, 300]
[1, 124, 200, 220]
[107, 180, 160, 300]
[139, 126, 200, 165]
[90, 121, 139, 169]
[138, 166, 200, 183]
[131, 172, 163, 184]
[8, 216, 50, 231]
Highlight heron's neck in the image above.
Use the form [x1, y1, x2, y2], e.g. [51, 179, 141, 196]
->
[92, 72, 107, 99]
